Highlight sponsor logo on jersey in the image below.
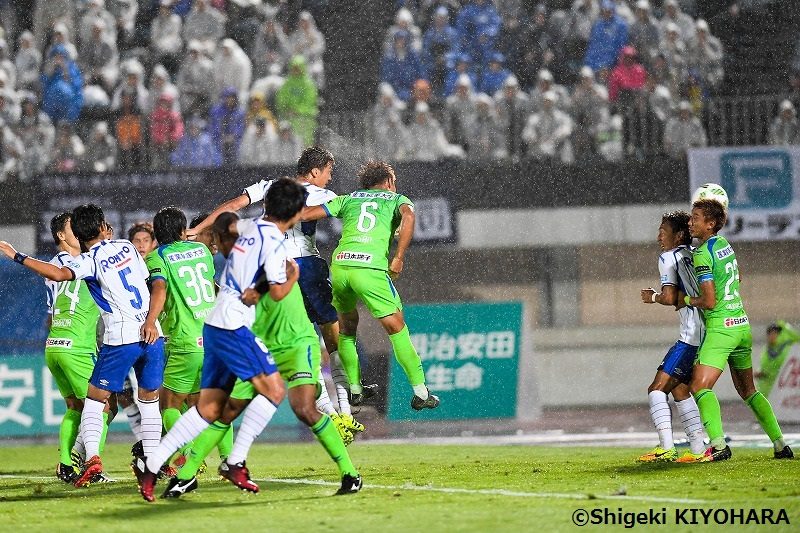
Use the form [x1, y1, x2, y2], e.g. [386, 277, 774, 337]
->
[351, 191, 394, 199]
[166, 248, 207, 263]
[46, 338, 73, 348]
[725, 302, 743, 311]
[99, 245, 133, 271]
[288, 372, 313, 382]
[352, 235, 372, 243]
[660, 275, 669, 283]
[193, 308, 212, 320]
[336, 251, 373, 263]
[695, 265, 711, 274]
[724, 316, 749, 328]
[715, 245, 734, 260]
[51, 318, 73, 327]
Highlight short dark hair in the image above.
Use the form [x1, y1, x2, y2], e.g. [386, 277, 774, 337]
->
[189, 213, 210, 229]
[153, 206, 187, 245]
[358, 160, 394, 189]
[661, 210, 691, 246]
[212, 211, 240, 242]
[692, 199, 726, 233]
[264, 177, 307, 221]
[767, 323, 782, 334]
[71, 204, 106, 244]
[127, 222, 154, 242]
[50, 212, 71, 246]
[296, 146, 334, 176]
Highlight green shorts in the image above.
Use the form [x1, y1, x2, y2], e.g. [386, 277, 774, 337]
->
[273, 338, 321, 389]
[162, 348, 203, 395]
[696, 326, 753, 371]
[330, 264, 402, 319]
[230, 378, 255, 400]
[45, 349, 95, 399]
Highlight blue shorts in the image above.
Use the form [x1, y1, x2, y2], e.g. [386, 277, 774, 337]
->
[201, 324, 277, 391]
[90, 339, 165, 393]
[296, 256, 338, 325]
[657, 341, 698, 384]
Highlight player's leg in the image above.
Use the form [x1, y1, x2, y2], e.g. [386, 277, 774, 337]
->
[330, 264, 364, 394]
[689, 332, 729, 461]
[639, 370, 680, 462]
[118, 372, 143, 443]
[46, 349, 82, 481]
[671, 383, 706, 458]
[160, 349, 204, 463]
[132, 338, 166, 462]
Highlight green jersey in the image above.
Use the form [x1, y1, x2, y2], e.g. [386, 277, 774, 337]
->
[758, 321, 800, 397]
[692, 235, 748, 329]
[253, 283, 316, 352]
[45, 251, 100, 353]
[323, 189, 413, 271]
[146, 241, 216, 353]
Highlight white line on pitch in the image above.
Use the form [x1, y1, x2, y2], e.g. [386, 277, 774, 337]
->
[258, 477, 708, 505]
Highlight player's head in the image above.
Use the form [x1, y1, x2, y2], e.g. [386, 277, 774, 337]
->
[71, 204, 108, 250]
[212, 211, 240, 257]
[264, 177, 307, 224]
[767, 323, 782, 346]
[689, 199, 726, 239]
[50, 212, 79, 250]
[658, 210, 691, 250]
[127, 222, 156, 257]
[358, 160, 396, 191]
[296, 146, 334, 187]
[153, 206, 187, 245]
[190, 212, 217, 254]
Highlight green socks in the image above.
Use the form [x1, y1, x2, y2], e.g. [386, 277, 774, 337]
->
[100, 412, 109, 453]
[178, 421, 230, 480]
[389, 326, 425, 387]
[310, 414, 358, 477]
[59, 409, 81, 464]
[745, 391, 784, 444]
[217, 425, 234, 460]
[694, 389, 726, 449]
[338, 334, 362, 393]
[163, 407, 182, 431]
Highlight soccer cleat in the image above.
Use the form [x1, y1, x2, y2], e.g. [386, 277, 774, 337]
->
[340, 413, 365, 434]
[197, 460, 208, 474]
[218, 461, 259, 493]
[131, 440, 144, 459]
[73, 455, 103, 488]
[56, 462, 78, 484]
[70, 449, 84, 470]
[158, 464, 178, 479]
[774, 445, 794, 459]
[350, 383, 379, 406]
[676, 451, 707, 463]
[331, 414, 354, 446]
[162, 476, 199, 498]
[410, 389, 440, 411]
[336, 473, 362, 495]
[697, 445, 732, 462]
[90, 471, 117, 483]
[637, 446, 677, 462]
[131, 457, 158, 502]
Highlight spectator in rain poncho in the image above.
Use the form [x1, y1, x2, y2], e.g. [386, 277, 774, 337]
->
[46, 23, 78, 62]
[149, 93, 184, 169]
[265, 121, 303, 165]
[422, 7, 458, 71]
[584, 0, 628, 72]
[288, 11, 326, 88]
[114, 89, 145, 170]
[662, 100, 707, 159]
[251, 63, 285, 109]
[769, 100, 800, 146]
[81, 121, 117, 172]
[17, 93, 55, 153]
[48, 122, 85, 172]
[443, 53, 478, 98]
[659, 23, 688, 86]
[171, 116, 222, 168]
[380, 30, 423, 102]
[0, 40, 16, 92]
[252, 16, 290, 78]
[608, 46, 647, 109]
[183, 0, 226, 49]
[570, 66, 610, 159]
[145, 64, 180, 114]
[239, 117, 277, 166]
[566, 0, 599, 61]
[0, 118, 23, 181]
[403, 79, 440, 124]
[79, 0, 117, 51]
[15, 32, 41, 92]
[529, 69, 571, 113]
[0, 90, 19, 125]
[465, 93, 507, 160]
[245, 92, 278, 131]
[107, 0, 138, 45]
[686, 19, 724, 90]
[213, 39, 253, 103]
[208, 87, 246, 166]
[649, 52, 681, 96]
[150, 0, 183, 72]
[522, 90, 574, 162]
[455, 0, 501, 55]
[628, 1, 659, 63]
[112, 59, 148, 111]
[275, 55, 318, 146]
[33, 0, 74, 50]
[227, 0, 261, 57]
[79, 19, 118, 91]
[41, 45, 83, 123]
[444, 74, 477, 148]
[494, 75, 530, 158]
[370, 83, 408, 161]
[479, 53, 511, 96]
[384, 8, 423, 54]
[177, 40, 215, 116]
[406, 102, 462, 162]
[659, 0, 695, 41]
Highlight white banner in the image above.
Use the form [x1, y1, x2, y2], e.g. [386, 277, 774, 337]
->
[687, 146, 800, 241]
[769, 345, 800, 423]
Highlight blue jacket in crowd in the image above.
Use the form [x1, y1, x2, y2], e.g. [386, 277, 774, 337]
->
[455, 0, 501, 52]
[41, 45, 83, 122]
[584, 7, 629, 72]
[171, 131, 222, 168]
[380, 49, 423, 101]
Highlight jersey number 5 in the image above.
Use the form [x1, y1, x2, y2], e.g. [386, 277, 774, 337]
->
[119, 267, 143, 310]
[357, 202, 378, 232]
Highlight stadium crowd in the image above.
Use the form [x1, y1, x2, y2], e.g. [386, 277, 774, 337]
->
[0, 0, 796, 179]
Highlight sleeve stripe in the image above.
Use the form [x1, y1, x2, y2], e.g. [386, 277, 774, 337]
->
[149, 275, 167, 282]
[321, 203, 331, 216]
[64, 266, 77, 281]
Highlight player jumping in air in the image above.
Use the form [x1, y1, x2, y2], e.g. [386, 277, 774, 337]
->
[679, 199, 793, 462]
[0, 204, 166, 486]
[302, 160, 439, 411]
[638, 211, 706, 462]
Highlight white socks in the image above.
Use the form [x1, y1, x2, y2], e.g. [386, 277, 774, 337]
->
[146, 406, 208, 472]
[675, 397, 706, 454]
[137, 398, 162, 458]
[413, 384, 429, 400]
[73, 432, 86, 460]
[80, 398, 106, 459]
[227, 395, 278, 465]
[330, 352, 352, 415]
[315, 376, 337, 416]
[648, 390, 673, 450]
[123, 402, 143, 442]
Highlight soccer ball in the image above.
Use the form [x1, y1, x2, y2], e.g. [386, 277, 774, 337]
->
[691, 183, 729, 211]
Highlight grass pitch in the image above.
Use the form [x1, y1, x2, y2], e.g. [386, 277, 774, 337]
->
[0, 442, 798, 532]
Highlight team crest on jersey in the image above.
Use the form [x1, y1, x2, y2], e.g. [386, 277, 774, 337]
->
[46, 338, 73, 348]
[724, 316, 749, 328]
[336, 251, 372, 263]
[715, 245, 734, 260]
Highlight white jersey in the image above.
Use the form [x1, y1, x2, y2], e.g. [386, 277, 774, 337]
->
[65, 239, 160, 346]
[659, 245, 704, 346]
[242, 179, 336, 258]
[205, 218, 286, 330]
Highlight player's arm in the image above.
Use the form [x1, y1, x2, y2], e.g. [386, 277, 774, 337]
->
[641, 285, 679, 306]
[390, 203, 415, 279]
[686, 280, 716, 310]
[243, 258, 300, 304]
[0, 241, 74, 281]
[300, 205, 329, 221]
[141, 279, 166, 344]
[187, 193, 250, 238]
